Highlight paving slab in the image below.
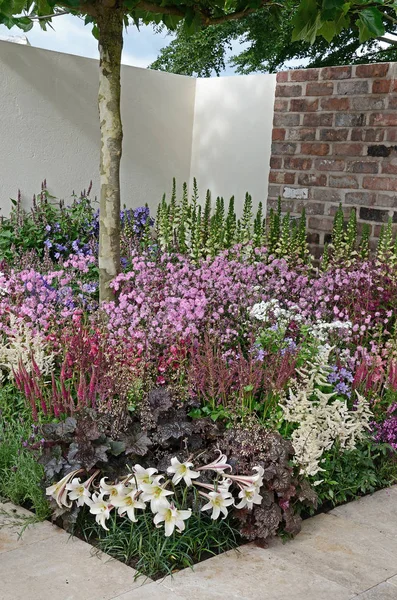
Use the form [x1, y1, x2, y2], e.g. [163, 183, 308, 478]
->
[353, 582, 397, 599]
[267, 512, 397, 594]
[0, 503, 147, 600]
[2, 486, 397, 600]
[330, 486, 397, 539]
[154, 544, 354, 600]
[0, 502, 61, 553]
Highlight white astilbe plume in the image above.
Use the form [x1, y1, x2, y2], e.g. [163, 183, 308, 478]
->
[281, 352, 372, 477]
[0, 316, 55, 381]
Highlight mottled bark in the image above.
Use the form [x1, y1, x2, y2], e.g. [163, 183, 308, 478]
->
[97, 6, 123, 302]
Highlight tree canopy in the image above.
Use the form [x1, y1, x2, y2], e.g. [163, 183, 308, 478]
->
[150, 0, 397, 76]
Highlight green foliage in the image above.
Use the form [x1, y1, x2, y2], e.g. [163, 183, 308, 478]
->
[0, 406, 49, 520]
[155, 181, 269, 258]
[150, 0, 397, 77]
[310, 440, 396, 508]
[0, 185, 98, 263]
[78, 490, 240, 579]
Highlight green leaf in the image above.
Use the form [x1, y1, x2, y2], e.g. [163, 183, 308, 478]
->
[292, 0, 323, 43]
[356, 7, 385, 43]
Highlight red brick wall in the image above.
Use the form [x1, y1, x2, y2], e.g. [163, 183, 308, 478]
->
[268, 62, 397, 254]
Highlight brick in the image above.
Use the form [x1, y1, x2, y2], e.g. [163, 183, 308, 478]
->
[270, 156, 282, 169]
[367, 145, 395, 157]
[373, 223, 397, 237]
[372, 79, 391, 94]
[347, 160, 379, 174]
[315, 158, 346, 171]
[329, 174, 359, 188]
[272, 128, 286, 141]
[268, 184, 282, 198]
[355, 63, 389, 78]
[290, 98, 319, 112]
[363, 176, 397, 191]
[269, 171, 296, 184]
[382, 159, 397, 174]
[275, 84, 303, 97]
[334, 143, 364, 156]
[386, 129, 397, 142]
[286, 128, 316, 141]
[301, 143, 330, 156]
[328, 204, 353, 218]
[308, 216, 334, 231]
[335, 113, 366, 127]
[294, 201, 324, 215]
[306, 82, 334, 96]
[351, 96, 386, 111]
[320, 129, 349, 142]
[369, 113, 397, 127]
[351, 128, 385, 142]
[389, 96, 397, 110]
[276, 71, 289, 83]
[337, 80, 369, 95]
[290, 68, 319, 81]
[345, 192, 376, 207]
[312, 188, 343, 202]
[360, 207, 389, 222]
[283, 187, 308, 199]
[306, 232, 320, 244]
[320, 97, 350, 111]
[267, 197, 294, 212]
[376, 193, 397, 208]
[320, 66, 352, 80]
[271, 142, 297, 155]
[303, 113, 333, 126]
[283, 157, 312, 170]
[273, 98, 289, 111]
[308, 244, 323, 259]
[297, 173, 327, 186]
[393, 80, 397, 93]
[273, 113, 300, 127]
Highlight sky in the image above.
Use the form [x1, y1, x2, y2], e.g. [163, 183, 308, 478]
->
[0, 14, 175, 70]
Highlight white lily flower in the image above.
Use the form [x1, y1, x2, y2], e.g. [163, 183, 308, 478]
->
[200, 490, 234, 520]
[167, 457, 200, 486]
[153, 503, 192, 537]
[111, 491, 146, 522]
[132, 464, 158, 487]
[226, 466, 264, 491]
[99, 477, 126, 500]
[46, 469, 82, 508]
[235, 485, 263, 510]
[66, 478, 92, 507]
[88, 492, 113, 531]
[140, 476, 174, 512]
[197, 450, 232, 474]
[65, 470, 99, 507]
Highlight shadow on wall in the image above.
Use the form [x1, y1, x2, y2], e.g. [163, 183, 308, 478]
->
[190, 73, 276, 214]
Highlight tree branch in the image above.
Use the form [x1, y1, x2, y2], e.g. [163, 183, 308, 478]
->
[25, 10, 70, 20]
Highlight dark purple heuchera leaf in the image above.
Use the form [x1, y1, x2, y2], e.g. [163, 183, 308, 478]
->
[220, 423, 316, 544]
[148, 388, 174, 421]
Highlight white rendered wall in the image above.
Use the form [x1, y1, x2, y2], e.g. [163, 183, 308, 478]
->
[190, 74, 276, 212]
[0, 40, 276, 215]
[0, 41, 196, 212]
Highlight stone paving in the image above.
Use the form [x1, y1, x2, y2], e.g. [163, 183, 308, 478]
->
[1, 486, 396, 600]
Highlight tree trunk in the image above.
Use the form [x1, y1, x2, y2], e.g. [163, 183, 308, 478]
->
[97, 6, 124, 302]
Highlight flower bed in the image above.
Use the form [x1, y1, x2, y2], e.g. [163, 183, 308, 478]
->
[0, 184, 396, 578]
